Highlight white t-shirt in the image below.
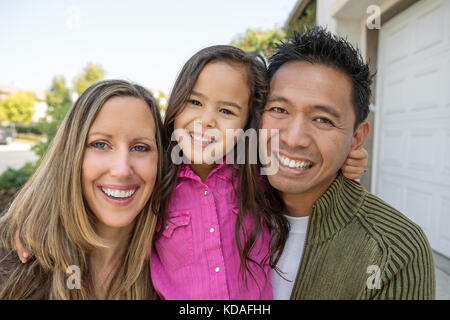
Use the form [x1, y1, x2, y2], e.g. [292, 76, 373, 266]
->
[271, 214, 310, 300]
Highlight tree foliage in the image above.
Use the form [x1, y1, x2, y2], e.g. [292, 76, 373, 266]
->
[286, 0, 316, 37]
[231, 27, 286, 59]
[0, 91, 36, 124]
[73, 62, 106, 95]
[32, 75, 73, 160]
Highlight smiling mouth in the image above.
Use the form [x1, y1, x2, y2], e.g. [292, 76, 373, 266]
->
[274, 152, 314, 170]
[100, 187, 138, 199]
[189, 132, 216, 146]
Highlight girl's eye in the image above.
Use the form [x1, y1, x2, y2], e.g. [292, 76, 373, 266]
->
[269, 107, 288, 114]
[132, 145, 150, 152]
[188, 99, 202, 106]
[219, 108, 234, 116]
[90, 141, 108, 149]
[315, 118, 334, 126]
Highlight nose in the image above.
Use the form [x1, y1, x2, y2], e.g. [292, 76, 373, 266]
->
[200, 108, 216, 129]
[280, 116, 313, 150]
[109, 147, 133, 178]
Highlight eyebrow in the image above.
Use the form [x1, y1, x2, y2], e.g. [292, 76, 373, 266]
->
[267, 95, 341, 119]
[88, 132, 155, 142]
[267, 95, 290, 104]
[313, 105, 342, 120]
[191, 90, 242, 110]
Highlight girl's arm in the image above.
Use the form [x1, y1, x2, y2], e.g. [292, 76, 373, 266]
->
[341, 148, 368, 180]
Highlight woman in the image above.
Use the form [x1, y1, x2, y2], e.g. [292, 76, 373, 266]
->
[0, 80, 165, 299]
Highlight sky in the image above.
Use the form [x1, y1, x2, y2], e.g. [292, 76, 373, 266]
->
[0, 0, 298, 95]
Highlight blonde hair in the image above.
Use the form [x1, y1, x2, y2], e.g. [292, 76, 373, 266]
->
[0, 80, 165, 299]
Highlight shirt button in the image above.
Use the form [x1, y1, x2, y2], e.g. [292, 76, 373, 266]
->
[215, 267, 220, 272]
[164, 225, 169, 230]
[209, 228, 215, 233]
[204, 190, 209, 196]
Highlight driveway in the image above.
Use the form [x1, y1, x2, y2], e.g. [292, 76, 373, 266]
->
[0, 142, 38, 174]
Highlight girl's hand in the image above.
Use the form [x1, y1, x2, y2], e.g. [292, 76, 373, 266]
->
[341, 148, 368, 180]
[14, 229, 30, 263]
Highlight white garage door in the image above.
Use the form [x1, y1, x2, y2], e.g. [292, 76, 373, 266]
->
[373, 0, 450, 258]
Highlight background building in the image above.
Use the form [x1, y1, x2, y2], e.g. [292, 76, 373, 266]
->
[0, 83, 48, 123]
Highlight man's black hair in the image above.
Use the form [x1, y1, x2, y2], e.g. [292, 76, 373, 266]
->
[268, 26, 373, 129]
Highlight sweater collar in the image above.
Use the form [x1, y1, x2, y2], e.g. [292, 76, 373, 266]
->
[306, 172, 367, 244]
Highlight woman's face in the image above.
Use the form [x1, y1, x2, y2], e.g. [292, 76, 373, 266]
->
[82, 96, 158, 230]
[173, 61, 250, 164]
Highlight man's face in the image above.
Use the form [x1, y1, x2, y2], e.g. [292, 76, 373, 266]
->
[261, 61, 367, 199]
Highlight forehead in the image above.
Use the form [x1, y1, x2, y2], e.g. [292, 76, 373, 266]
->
[90, 96, 155, 134]
[269, 61, 354, 115]
[194, 61, 250, 102]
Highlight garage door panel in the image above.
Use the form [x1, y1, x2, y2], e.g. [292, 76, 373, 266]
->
[438, 197, 450, 250]
[444, 130, 450, 177]
[412, 64, 440, 111]
[375, 0, 450, 258]
[379, 179, 403, 212]
[406, 128, 437, 170]
[383, 75, 407, 114]
[385, 23, 410, 65]
[447, 58, 450, 107]
[405, 187, 433, 235]
[413, 1, 444, 53]
[381, 129, 405, 168]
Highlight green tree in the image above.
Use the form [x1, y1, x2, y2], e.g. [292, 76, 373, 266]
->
[286, 0, 316, 36]
[0, 91, 36, 124]
[151, 89, 168, 115]
[231, 27, 286, 59]
[33, 76, 72, 160]
[73, 62, 106, 95]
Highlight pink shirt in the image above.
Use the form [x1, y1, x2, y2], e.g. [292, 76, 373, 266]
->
[150, 163, 273, 300]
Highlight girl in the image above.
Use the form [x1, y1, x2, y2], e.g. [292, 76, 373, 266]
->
[0, 80, 165, 299]
[151, 45, 368, 299]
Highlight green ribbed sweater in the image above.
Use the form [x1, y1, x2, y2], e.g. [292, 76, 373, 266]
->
[290, 173, 435, 300]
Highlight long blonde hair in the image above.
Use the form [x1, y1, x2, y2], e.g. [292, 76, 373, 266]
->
[0, 80, 165, 299]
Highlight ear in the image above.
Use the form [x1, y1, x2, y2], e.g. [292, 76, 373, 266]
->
[351, 121, 370, 151]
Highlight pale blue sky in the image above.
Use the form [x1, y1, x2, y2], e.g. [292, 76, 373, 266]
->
[0, 0, 297, 95]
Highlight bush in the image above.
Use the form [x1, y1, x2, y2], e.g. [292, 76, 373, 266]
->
[15, 124, 44, 135]
[0, 162, 36, 190]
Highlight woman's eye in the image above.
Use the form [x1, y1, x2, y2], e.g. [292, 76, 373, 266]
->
[188, 99, 202, 106]
[220, 108, 234, 115]
[132, 145, 150, 152]
[90, 141, 108, 149]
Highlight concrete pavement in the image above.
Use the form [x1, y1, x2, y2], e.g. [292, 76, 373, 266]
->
[435, 251, 450, 300]
[0, 142, 38, 173]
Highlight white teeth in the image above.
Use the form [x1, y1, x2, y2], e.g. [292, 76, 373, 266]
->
[190, 133, 213, 144]
[277, 154, 313, 169]
[101, 188, 136, 199]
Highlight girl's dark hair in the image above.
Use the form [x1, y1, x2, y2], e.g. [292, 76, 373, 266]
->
[268, 26, 373, 130]
[160, 45, 289, 289]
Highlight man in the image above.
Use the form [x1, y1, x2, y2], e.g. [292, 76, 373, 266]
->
[262, 27, 435, 300]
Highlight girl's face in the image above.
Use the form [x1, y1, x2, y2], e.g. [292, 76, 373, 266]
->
[174, 61, 250, 164]
[82, 96, 158, 230]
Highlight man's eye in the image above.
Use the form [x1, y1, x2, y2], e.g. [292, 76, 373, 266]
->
[90, 141, 108, 149]
[315, 118, 334, 126]
[188, 99, 202, 106]
[132, 145, 150, 152]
